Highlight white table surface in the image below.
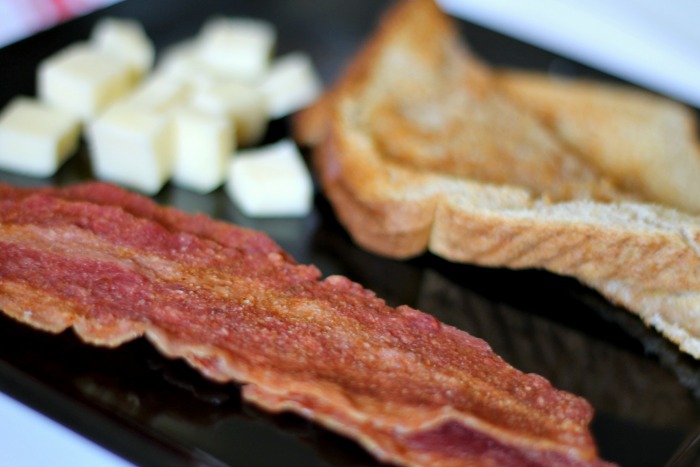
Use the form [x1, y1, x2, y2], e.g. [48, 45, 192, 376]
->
[1, 0, 699, 465]
[0, 391, 132, 467]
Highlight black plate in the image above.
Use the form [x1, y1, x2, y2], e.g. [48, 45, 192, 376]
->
[2, 1, 700, 466]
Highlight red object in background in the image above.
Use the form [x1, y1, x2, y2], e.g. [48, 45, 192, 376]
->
[0, 0, 118, 47]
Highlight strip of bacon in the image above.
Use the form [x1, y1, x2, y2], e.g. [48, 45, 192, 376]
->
[0, 182, 612, 466]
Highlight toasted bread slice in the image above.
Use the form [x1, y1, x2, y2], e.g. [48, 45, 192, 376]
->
[498, 71, 700, 213]
[294, 0, 700, 357]
[302, 0, 628, 201]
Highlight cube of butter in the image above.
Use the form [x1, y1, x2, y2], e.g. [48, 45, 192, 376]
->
[86, 102, 173, 194]
[196, 17, 276, 82]
[226, 139, 313, 217]
[0, 96, 81, 177]
[191, 81, 268, 147]
[156, 40, 198, 77]
[156, 40, 222, 91]
[37, 43, 135, 120]
[125, 73, 190, 113]
[261, 52, 323, 119]
[172, 107, 234, 193]
[91, 17, 155, 81]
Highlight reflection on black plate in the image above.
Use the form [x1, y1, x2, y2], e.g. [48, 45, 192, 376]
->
[1, 1, 700, 466]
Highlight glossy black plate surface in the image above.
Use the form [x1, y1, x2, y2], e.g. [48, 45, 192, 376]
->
[1, 1, 700, 466]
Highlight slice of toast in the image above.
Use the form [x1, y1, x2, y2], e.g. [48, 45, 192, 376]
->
[294, 0, 700, 358]
[498, 71, 700, 213]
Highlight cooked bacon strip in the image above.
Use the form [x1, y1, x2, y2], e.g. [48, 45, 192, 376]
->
[0, 183, 611, 466]
[0, 183, 286, 258]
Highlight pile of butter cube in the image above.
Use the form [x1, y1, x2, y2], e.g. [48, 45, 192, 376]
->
[0, 16, 322, 217]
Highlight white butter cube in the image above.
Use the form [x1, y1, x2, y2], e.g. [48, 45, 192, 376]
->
[157, 40, 198, 76]
[196, 17, 276, 82]
[87, 103, 173, 194]
[261, 52, 323, 119]
[126, 74, 190, 112]
[172, 107, 233, 193]
[226, 139, 313, 217]
[157, 40, 222, 90]
[37, 43, 135, 120]
[91, 17, 155, 80]
[0, 97, 81, 177]
[192, 81, 268, 147]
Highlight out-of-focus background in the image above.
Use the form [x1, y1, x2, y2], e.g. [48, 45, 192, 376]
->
[438, 0, 700, 108]
[0, 0, 120, 46]
[2, 0, 699, 107]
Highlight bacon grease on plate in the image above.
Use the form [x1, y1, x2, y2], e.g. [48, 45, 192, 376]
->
[0, 182, 612, 466]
